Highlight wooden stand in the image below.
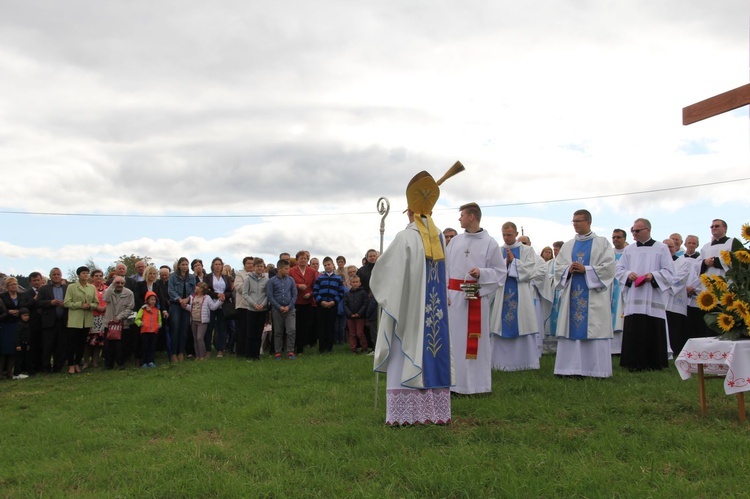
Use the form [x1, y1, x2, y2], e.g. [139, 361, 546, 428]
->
[697, 364, 746, 422]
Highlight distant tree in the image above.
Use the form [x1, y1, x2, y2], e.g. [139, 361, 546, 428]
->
[106, 254, 152, 278]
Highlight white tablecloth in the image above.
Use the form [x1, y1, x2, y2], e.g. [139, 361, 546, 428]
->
[675, 337, 750, 395]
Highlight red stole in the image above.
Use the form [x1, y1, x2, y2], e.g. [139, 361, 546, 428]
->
[448, 279, 481, 359]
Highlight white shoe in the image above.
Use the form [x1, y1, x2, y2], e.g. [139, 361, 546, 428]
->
[13, 374, 29, 380]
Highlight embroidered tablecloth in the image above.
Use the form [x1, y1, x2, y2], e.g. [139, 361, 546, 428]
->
[675, 337, 750, 395]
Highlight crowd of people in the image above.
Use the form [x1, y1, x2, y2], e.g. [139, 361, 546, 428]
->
[0, 251, 382, 379]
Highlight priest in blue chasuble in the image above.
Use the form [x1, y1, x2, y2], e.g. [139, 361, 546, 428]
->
[554, 209, 616, 378]
[489, 221, 545, 371]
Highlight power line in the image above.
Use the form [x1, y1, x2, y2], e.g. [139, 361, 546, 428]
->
[472, 176, 750, 210]
[1, 177, 748, 219]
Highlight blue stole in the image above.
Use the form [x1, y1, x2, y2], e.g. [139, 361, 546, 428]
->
[611, 252, 622, 330]
[501, 246, 521, 338]
[421, 258, 451, 388]
[569, 239, 593, 340]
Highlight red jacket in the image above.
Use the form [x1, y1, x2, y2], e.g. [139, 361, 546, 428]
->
[290, 265, 317, 305]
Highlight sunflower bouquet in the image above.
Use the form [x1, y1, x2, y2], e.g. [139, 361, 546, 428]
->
[697, 224, 750, 340]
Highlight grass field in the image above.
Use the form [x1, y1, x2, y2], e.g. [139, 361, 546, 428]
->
[1, 347, 748, 498]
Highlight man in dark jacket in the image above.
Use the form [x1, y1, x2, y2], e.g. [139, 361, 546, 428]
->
[37, 268, 68, 373]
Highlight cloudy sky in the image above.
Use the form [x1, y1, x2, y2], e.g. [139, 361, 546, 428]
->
[1, 0, 748, 276]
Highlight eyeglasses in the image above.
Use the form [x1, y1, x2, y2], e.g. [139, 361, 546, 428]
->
[710, 225, 723, 229]
[571, 219, 587, 224]
[631, 228, 647, 234]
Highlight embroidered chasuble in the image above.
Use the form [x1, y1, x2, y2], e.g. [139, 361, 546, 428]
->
[554, 233, 616, 340]
[553, 232, 616, 378]
[490, 243, 543, 338]
[489, 242, 543, 372]
[372, 222, 453, 425]
[502, 246, 521, 337]
[568, 239, 593, 339]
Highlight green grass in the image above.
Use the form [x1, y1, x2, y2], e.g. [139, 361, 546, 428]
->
[1, 347, 748, 498]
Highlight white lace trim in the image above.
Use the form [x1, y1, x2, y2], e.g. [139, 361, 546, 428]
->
[385, 388, 451, 426]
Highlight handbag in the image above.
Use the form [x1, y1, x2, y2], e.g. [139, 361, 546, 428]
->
[106, 321, 123, 340]
[222, 298, 237, 320]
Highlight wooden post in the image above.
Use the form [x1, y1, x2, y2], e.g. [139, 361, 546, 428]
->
[738, 392, 746, 423]
[698, 364, 707, 417]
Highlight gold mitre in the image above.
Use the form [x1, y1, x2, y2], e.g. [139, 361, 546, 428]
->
[405, 161, 465, 261]
[405, 161, 465, 215]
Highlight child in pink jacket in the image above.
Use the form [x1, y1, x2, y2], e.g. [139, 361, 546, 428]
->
[187, 282, 222, 360]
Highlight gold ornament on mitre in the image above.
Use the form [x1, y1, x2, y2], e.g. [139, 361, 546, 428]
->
[405, 161, 465, 261]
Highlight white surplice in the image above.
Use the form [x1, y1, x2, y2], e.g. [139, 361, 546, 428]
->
[698, 238, 738, 288]
[615, 241, 675, 320]
[665, 257, 693, 316]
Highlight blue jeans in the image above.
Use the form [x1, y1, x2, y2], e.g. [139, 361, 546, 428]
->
[335, 315, 346, 344]
[169, 303, 190, 355]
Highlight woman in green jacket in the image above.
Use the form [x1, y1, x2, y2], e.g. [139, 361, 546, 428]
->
[64, 266, 99, 374]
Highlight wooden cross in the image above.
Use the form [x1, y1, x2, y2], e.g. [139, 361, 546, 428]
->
[683, 83, 750, 125]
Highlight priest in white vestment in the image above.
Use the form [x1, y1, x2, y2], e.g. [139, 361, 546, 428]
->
[531, 255, 551, 357]
[615, 218, 675, 371]
[445, 202, 506, 395]
[696, 220, 740, 337]
[553, 210, 616, 377]
[698, 219, 739, 281]
[489, 222, 543, 371]
[682, 234, 705, 339]
[539, 258, 557, 336]
[541, 242, 564, 351]
[610, 229, 627, 354]
[372, 166, 462, 425]
[662, 239, 694, 357]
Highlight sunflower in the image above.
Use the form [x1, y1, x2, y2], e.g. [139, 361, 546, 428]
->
[742, 223, 750, 242]
[717, 313, 736, 333]
[697, 290, 718, 311]
[700, 274, 714, 288]
[730, 299, 750, 318]
[735, 250, 750, 264]
[713, 276, 728, 292]
[721, 292, 736, 308]
[720, 250, 732, 266]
